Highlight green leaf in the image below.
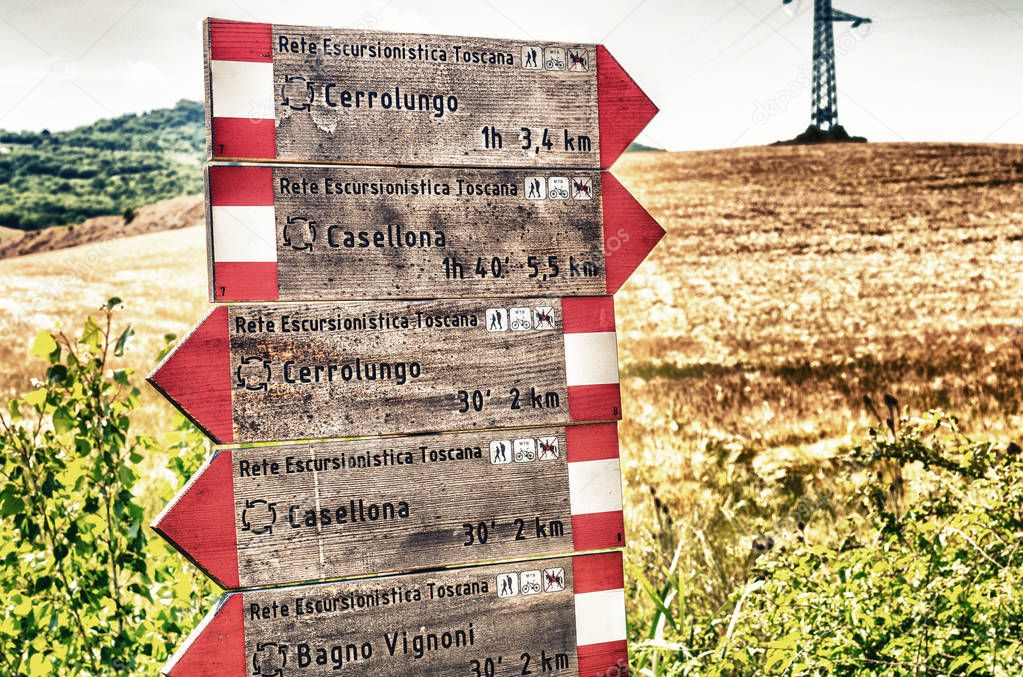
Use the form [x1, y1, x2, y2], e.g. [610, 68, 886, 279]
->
[80, 316, 103, 351]
[0, 487, 25, 517]
[28, 652, 48, 676]
[52, 407, 75, 435]
[114, 325, 134, 357]
[967, 660, 988, 674]
[46, 364, 68, 384]
[765, 648, 790, 672]
[30, 331, 57, 359]
[767, 631, 802, 651]
[23, 388, 47, 408]
[949, 653, 972, 672]
[105, 296, 123, 311]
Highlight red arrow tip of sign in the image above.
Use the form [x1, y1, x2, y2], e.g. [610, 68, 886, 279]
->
[148, 306, 234, 444]
[601, 173, 665, 294]
[152, 450, 239, 589]
[165, 594, 245, 677]
[597, 45, 658, 168]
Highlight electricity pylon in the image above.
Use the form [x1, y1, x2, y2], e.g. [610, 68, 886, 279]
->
[784, 0, 871, 131]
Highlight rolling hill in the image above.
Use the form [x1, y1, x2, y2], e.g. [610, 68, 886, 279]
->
[0, 100, 204, 232]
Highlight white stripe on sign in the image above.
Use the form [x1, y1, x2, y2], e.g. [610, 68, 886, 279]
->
[211, 206, 277, 262]
[568, 459, 623, 515]
[574, 588, 627, 646]
[210, 60, 274, 119]
[564, 332, 619, 386]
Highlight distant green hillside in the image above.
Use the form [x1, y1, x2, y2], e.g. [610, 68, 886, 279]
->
[0, 100, 204, 230]
[626, 141, 664, 152]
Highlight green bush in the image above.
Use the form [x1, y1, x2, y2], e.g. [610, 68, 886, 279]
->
[631, 407, 1023, 675]
[0, 300, 215, 675]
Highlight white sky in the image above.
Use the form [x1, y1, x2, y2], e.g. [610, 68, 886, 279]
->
[1, 0, 1021, 150]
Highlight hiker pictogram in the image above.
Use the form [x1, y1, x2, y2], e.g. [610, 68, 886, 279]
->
[522, 45, 540, 69]
[526, 177, 546, 200]
[486, 308, 508, 332]
[490, 440, 511, 464]
[497, 572, 518, 597]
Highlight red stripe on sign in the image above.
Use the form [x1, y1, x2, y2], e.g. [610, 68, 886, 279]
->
[208, 18, 272, 62]
[562, 296, 616, 334]
[566, 423, 619, 462]
[596, 44, 657, 169]
[211, 117, 277, 160]
[214, 262, 280, 302]
[573, 551, 624, 594]
[152, 451, 240, 589]
[572, 511, 626, 551]
[209, 165, 274, 206]
[147, 306, 234, 444]
[568, 384, 623, 422]
[577, 639, 629, 677]
[601, 172, 665, 294]
[166, 594, 245, 676]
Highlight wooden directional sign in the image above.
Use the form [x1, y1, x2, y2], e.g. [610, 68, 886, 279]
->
[207, 164, 664, 302]
[164, 551, 627, 677]
[148, 297, 621, 444]
[204, 18, 656, 168]
[153, 423, 623, 588]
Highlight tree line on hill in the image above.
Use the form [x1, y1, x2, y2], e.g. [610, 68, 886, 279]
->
[0, 100, 204, 231]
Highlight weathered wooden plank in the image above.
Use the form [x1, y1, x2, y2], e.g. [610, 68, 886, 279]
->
[148, 297, 621, 444]
[203, 18, 656, 168]
[164, 552, 628, 677]
[153, 423, 623, 589]
[206, 164, 664, 301]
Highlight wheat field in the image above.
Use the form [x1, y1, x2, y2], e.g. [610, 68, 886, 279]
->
[615, 143, 1023, 469]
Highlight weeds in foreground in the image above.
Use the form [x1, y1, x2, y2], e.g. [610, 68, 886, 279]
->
[0, 300, 214, 675]
[629, 402, 1023, 675]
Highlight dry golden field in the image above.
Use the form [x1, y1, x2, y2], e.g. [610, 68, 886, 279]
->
[0, 223, 209, 433]
[606, 144, 1023, 608]
[615, 143, 1023, 470]
[1, 141, 1021, 547]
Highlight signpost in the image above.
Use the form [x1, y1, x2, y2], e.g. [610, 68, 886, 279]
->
[153, 423, 623, 588]
[164, 551, 628, 677]
[148, 297, 622, 444]
[206, 164, 664, 301]
[204, 19, 656, 168]
[155, 17, 662, 676]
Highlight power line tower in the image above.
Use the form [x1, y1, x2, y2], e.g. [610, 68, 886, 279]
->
[784, 0, 871, 131]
